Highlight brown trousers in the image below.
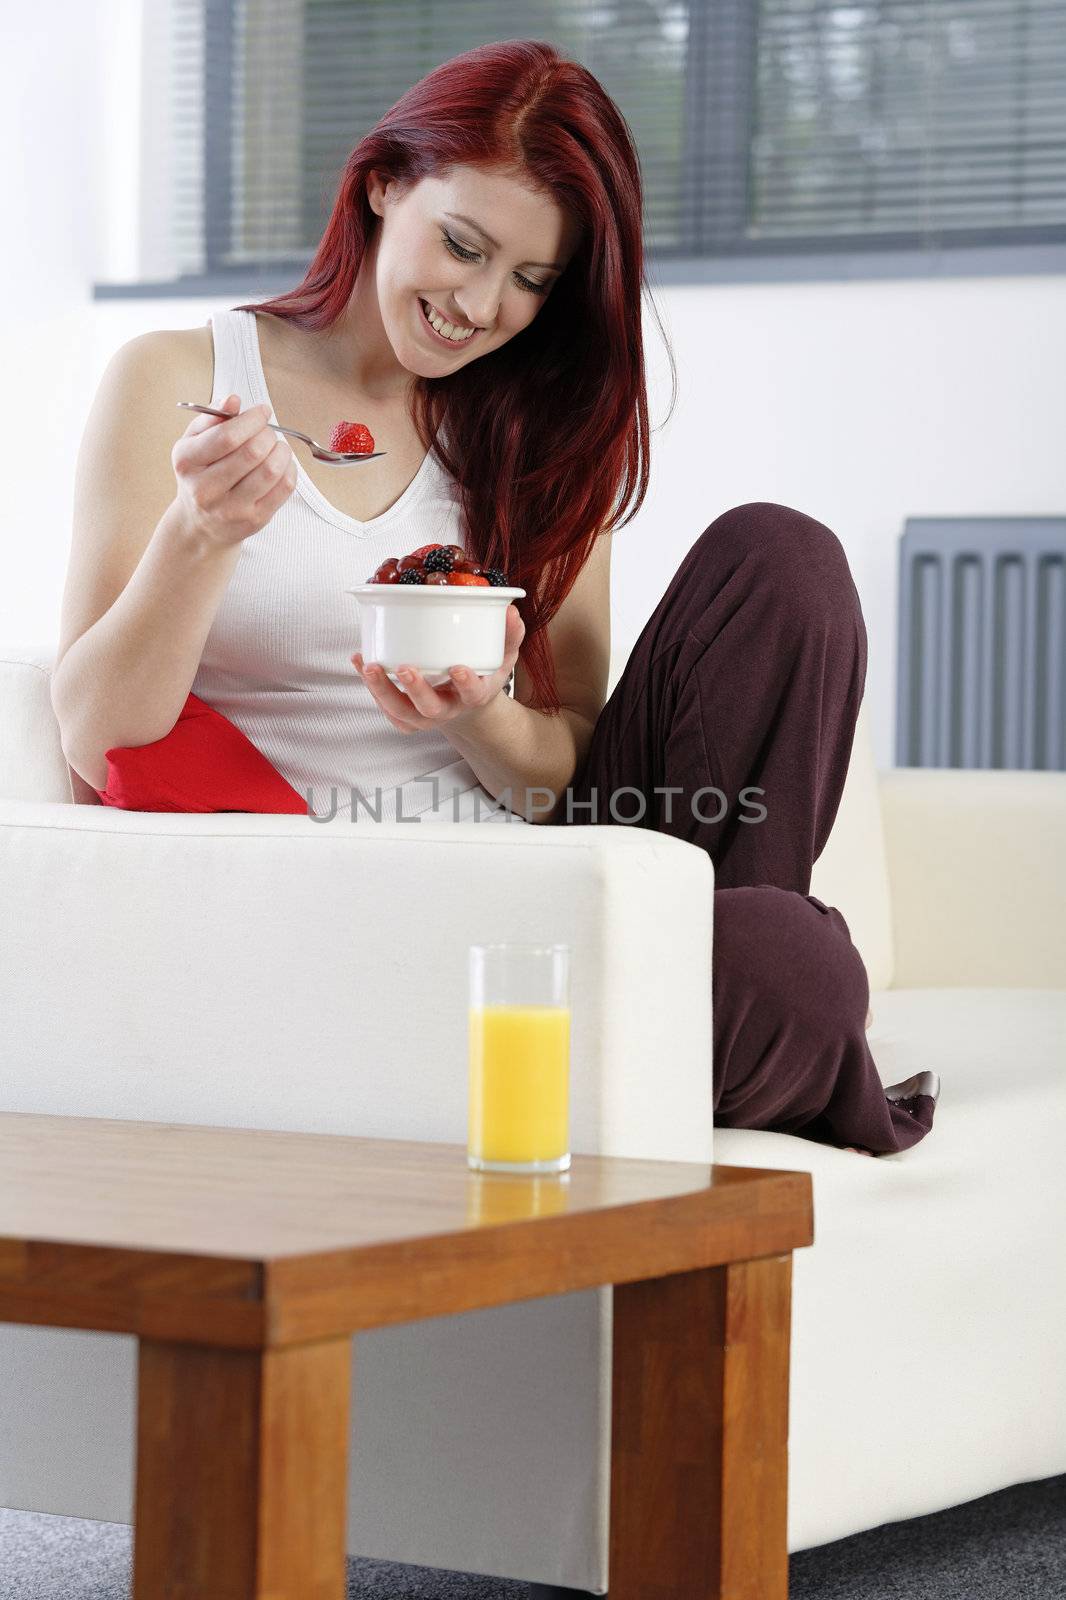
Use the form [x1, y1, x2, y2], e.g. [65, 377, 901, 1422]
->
[555, 502, 936, 1156]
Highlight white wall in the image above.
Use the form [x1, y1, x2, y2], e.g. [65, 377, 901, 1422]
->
[4, 1, 1064, 768]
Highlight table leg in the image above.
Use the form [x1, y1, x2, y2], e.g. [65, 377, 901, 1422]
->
[132, 1334, 352, 1599]
[609, 1255, 793, 1599]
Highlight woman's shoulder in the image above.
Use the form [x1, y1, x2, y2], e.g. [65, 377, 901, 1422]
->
[118, 324, 215, 398]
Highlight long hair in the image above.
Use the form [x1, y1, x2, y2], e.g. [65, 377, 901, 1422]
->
[234, 38, 676, 714]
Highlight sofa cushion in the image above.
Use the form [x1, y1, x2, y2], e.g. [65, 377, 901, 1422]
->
[713, 986, 1066, 1553]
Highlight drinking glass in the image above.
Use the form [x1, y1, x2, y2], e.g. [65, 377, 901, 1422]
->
[468, 943, 571, 1174]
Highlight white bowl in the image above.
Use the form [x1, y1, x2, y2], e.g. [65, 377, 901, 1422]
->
[346, 583, 526, 688]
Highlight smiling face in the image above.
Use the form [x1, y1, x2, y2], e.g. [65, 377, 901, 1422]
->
[365, 163, 583, 376]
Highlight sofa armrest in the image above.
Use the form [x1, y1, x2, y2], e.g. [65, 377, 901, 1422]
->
[879, 768, 1066, 988]
[0, 803, 714, 1161]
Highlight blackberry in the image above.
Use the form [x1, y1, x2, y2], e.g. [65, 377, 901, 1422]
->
[423, 547, 455, 574]
[398, 568, 425, 584]
[482, 568, 510, 586]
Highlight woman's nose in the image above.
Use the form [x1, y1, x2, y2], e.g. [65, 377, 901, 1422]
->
[455, 283, 505, 331]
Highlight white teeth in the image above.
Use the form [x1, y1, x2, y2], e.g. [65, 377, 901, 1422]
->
[421, 299, 476, 342]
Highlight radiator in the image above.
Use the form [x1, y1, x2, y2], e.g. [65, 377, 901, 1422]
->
[896, 517, 1066, 770]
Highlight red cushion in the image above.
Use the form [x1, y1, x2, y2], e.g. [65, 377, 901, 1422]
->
[94, 692, 309, 815]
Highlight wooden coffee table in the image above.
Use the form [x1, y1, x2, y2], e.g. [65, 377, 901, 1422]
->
[0, 1112, 812, 1599]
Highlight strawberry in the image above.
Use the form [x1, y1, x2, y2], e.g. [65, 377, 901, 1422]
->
[447, 572, 491, 586]
[328, 420, 375, 454]
[409, 543, 444, 561]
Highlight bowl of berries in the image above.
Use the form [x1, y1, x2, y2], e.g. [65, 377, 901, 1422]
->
[347, 544, 525, 688]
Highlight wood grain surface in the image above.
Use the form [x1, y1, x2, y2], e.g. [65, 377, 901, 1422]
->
[0, 1112, 812, 1347]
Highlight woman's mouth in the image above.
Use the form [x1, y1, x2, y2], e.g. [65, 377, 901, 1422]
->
[418, 297, 481, 347]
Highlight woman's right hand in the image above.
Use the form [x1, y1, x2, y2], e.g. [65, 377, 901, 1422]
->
[171, 392, 298, 549]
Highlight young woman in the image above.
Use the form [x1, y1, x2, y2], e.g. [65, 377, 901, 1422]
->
[53, 41, 938, 1157]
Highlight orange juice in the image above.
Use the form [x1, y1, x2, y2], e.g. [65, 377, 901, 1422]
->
[468, 1003, 570, 1166]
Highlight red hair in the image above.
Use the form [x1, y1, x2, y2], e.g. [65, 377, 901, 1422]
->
[234, 39, 675, 715]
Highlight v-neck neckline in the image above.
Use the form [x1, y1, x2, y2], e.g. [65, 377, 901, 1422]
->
[239, 309, 437, 538]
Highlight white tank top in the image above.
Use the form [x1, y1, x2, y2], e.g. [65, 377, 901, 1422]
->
[191, 309, 528, 827]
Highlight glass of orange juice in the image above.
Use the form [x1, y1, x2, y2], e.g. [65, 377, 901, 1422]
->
[468, 943, 571, 1175]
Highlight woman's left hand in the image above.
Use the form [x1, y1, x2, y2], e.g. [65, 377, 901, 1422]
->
[351, 602, 526, 735]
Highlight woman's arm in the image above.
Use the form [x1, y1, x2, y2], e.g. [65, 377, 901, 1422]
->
[50, 332, 242, 791]
[444, 692, 598, 823]
[447, 529, 613, 822]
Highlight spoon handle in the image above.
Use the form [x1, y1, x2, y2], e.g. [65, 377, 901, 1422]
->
[268, 422, 316, 448]
[177, 401, 306, 442]
[176, 402, 234, 418]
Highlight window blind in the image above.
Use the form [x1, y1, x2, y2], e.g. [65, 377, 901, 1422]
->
[739, 0, 1066, 250]
[127, 0, 1066, 293]
[163, 0, 690, 284]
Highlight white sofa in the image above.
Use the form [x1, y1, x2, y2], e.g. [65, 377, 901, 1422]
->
[1, 640, 1064, 1593]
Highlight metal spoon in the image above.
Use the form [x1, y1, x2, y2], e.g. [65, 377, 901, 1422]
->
[176, 402, 386, 464]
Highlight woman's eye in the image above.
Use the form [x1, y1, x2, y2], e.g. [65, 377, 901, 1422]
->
[440, 231, 548, 297]
[442, 232, 479, 264]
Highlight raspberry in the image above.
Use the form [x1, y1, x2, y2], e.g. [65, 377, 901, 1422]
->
[423, 547, 455, 573]
[328, 420, 375, 454]
[481, 568, 510, 586]
[446, 572, 491, 586]
[398, 569, 425, 584]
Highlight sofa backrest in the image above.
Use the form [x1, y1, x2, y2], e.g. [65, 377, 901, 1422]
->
[0, 645, 73, 804]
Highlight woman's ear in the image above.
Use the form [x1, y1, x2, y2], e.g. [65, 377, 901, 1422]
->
[363, 170, 388, 219]
[367, 169, 404, 219]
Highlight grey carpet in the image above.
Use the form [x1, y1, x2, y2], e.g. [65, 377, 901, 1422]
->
[0, 1474, 1063, 1598]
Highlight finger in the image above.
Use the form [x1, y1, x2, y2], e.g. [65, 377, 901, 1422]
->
[184, 400, 273, 467]
[507, 603, 526, 645]
[502, 608, 526, 673]
[364, 663, 426, 721]
[185, 393, 240, 434]
[196, 418, 289, 501]
[253, 454, 299, 516]
[446, 665, 480, 703]
[394, 665, 445, 717]
[237, 437, 295, 499]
